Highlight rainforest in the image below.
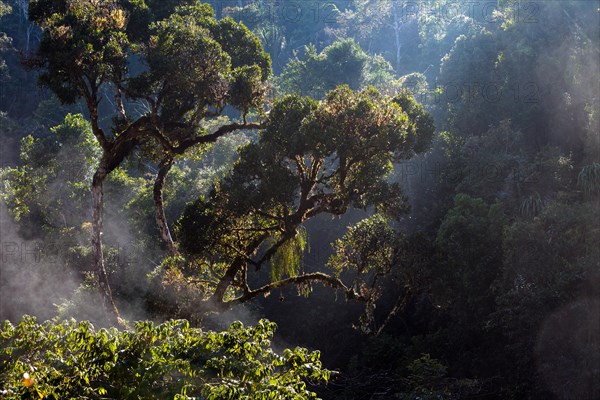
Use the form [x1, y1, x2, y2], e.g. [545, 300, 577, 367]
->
[0, 1, 598, 399]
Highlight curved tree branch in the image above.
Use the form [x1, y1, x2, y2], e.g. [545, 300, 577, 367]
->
[79, 77, 110, 151]
[171, 122, 265, 154]
[230, 272, 365, 305]
[149, 121, 267, 260]
[375, 288, 412, 336]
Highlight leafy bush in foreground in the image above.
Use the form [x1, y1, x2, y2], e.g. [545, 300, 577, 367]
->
[0, 317, 330, 399]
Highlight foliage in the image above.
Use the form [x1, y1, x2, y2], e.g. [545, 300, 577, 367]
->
[494, 198, 600, 397]
[578, 163, 600, 197]
[0, 113, 99, 227]
[161, 85, 434, 319]
[327, 214, 400, 332]
[518, 191, 543, 217]
[275, 39, 395, 98]
[0, 316, 330, 399]
[0, 1, 10, 17]
[26, 0, 273, 321]
[333, 0, 422, 73]
[500, 199, 599, 308]
[28, 0, 129, 104]
[175, 85, 431, 278]
[0, 1, 43, 116]
[1, 1, 599, 399]
[270, 226, 308, 282]
[223, 0, 347, 74]
[329, 214, 396, 279]
[434, 194, 505, 314]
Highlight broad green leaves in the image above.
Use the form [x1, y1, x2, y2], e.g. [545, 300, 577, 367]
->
[0, 316, 330, 399]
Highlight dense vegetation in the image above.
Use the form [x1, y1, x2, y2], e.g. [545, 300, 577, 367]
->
[0, 0, 598, 399]
[0, 317, 330, 399]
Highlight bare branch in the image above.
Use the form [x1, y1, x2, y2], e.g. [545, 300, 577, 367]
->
[375, 288, 411, 336]
[79, 77, 110, 151]
[171, 122, 265, 154]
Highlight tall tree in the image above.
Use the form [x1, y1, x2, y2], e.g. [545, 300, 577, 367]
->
[27, 0, 271, 323]
[171, 86, 434, 315]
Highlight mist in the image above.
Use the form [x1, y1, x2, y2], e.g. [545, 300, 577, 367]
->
[0, 0, 598, 399]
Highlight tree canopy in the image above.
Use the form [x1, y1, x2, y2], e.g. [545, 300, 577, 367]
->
[0, 1, 598, 399]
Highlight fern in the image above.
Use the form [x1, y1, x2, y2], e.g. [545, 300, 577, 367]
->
[519, 191, 543, 217]
[577, 163, 600, 196]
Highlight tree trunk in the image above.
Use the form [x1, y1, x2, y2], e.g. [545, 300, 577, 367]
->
[153, 157, 177, 257]
[392, 1, 401, 69]
[114, 83, 126, 121]
[210, 259, 243, 305]
[91, 162, 120, 325]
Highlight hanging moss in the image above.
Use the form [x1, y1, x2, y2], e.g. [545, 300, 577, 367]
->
[270, 227, 308, 282]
